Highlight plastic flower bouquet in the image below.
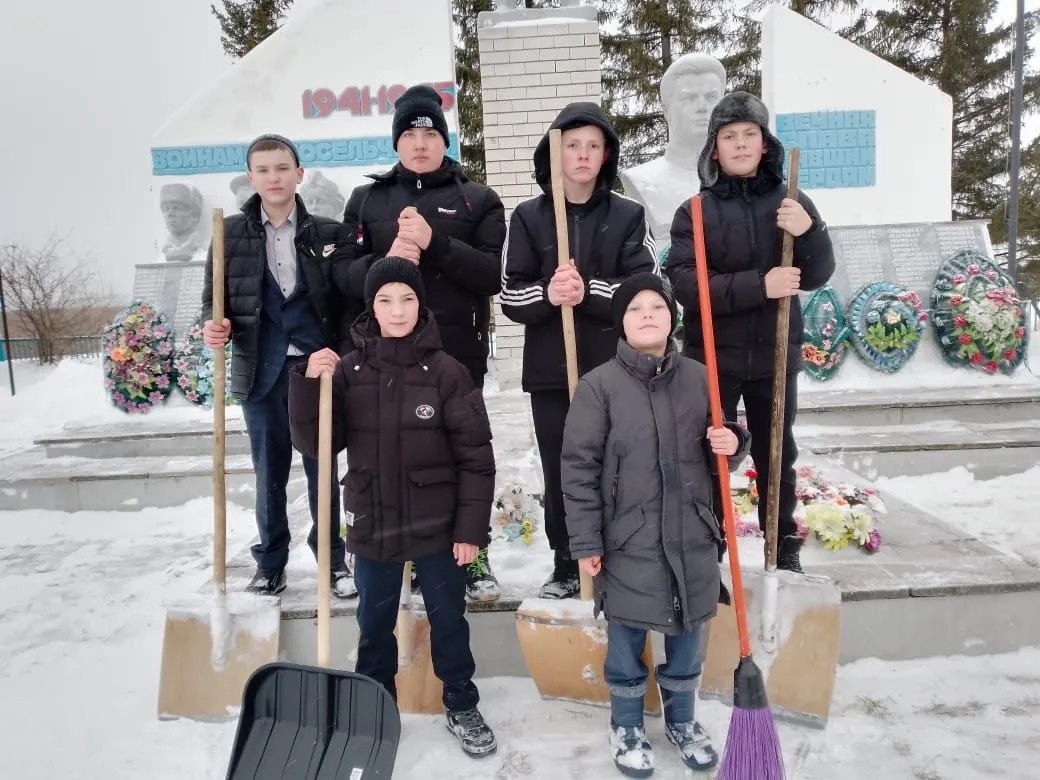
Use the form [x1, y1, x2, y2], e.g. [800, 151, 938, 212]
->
[102, 301, 175, 414]
[173, 322, 235, 408]
[931, 252, 1028, 376]
[492, 483, 539, 544]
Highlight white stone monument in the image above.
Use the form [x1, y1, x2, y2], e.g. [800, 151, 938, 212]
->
[137, 0, 460, 336]
[618, 53, 726, 255]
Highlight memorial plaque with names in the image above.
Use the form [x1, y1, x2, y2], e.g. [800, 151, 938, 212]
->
[823, 220, 993, 310]
[131, 261, 207, 338]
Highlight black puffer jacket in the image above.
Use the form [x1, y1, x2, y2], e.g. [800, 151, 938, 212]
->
[335, 159, 505, 382]
[499, 102, 658, 393]
[665, 98, 835, 380]
[201, 194, 346, 400]
[288, 311, 495, 563]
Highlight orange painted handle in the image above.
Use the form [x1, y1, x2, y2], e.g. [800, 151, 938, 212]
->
[690, 195, 751, 659]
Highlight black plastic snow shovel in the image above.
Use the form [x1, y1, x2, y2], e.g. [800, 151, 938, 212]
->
[226, 373, 401, 779]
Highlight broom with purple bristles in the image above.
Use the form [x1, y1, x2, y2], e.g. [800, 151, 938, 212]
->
[689, 194, 786, 780]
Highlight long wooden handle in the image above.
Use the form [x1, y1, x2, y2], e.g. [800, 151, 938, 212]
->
[211, 208, 227, 592]
[691, 195, 751, 658]
[548, 129, 580, 399]
[765, 148, 801, 570]
[317, 372, 333, 667]
[548, 128, 591, 600]
[397, 561, 413, 667]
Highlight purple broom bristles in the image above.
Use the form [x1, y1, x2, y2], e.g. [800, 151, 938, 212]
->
[716, 657, 786, 780]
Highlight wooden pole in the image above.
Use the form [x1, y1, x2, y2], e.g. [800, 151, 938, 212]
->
[548, 128, 590, 599]
[211, 209, 227, 592]
[317, 372, 333, 667]
[765, 149, 801, 571]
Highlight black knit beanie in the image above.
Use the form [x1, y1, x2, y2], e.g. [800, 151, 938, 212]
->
[364, 256, 426, 312]
[612, 273, 678, 338]
[392, 85, 451, 150]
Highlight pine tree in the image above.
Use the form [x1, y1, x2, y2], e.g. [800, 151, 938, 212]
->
[211, 0, 294, 60]
[849, 1, 1040, 223]
[989, 139, 1040, 293]
[599, 0, 729, 170]
[453, 1, 495, 182]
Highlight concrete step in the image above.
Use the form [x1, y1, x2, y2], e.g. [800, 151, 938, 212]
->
[0, 447, 308, 511]
[802, 420, 1040, 480]
[35, 419, 251, 460]
[794, 383, 1040, 428]
[220, 472, 1040, 676]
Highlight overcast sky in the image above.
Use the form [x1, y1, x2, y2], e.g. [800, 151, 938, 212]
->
[0, 0, 1036, 298]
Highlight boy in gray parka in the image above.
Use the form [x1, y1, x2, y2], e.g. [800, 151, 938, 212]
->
[561, 273, 749, 777]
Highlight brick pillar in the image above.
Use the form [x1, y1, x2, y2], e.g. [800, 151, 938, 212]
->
[477, 4, 600, 390]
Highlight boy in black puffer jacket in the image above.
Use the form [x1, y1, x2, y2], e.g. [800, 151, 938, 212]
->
[336, 84, 507, 602]
[289, 257, 497, 759]
[500, 102, 658, 599]
[665, 92, 836, 573]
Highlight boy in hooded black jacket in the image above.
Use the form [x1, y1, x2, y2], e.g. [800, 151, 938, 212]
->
[665, 92, 836, 573]
[500, 102, 658, 598]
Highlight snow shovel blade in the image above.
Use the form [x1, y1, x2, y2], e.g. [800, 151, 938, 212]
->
[226, 662, 401, 780]
[515, 597, 662, 714]
[700, 568, 842, 728]
[158, 593, 281, 721]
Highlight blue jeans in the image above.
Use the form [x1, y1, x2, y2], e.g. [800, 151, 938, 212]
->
[241, 357, 344, 572]
[604, 620, 706, 728]
[353, 550, 479, 712]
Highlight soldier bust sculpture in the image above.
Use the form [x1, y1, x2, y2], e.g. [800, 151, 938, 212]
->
[619, 53, 726, 256]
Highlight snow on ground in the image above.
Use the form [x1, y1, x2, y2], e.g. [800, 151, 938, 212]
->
[878, 465, 1040, 567]
[2, 357, 1040, 777]
[797, 335, 1040, 395]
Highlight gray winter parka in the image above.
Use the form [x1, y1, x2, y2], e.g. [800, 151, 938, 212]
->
[561, 339, 750, 635]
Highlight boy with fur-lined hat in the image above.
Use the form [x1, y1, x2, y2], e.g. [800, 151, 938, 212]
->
[664, 91, 835, 574]
[562, 272, 750, 776]
[500, 101, 658, 600]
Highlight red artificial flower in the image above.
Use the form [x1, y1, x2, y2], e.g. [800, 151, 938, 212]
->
[745, 467, 758, 480]
[1004, 349, 1017, 361]
[970, 353, 984, 365]
[952, 274, 966, 285]
[959, 333, 972, 345]
[985, 361, 999, 373]
[950, 295, 963, 306]
[1015, 327, 1026, 339]
[953, 315, 967, 327]
[967, 264, 981, 275]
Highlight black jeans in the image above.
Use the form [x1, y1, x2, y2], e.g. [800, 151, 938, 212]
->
[530, 389, 572, 554]
[241, 357, 345, 572]
[713, 373, 800, 539]
[354, 550, 479, 712]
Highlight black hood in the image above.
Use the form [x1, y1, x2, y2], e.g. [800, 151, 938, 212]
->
[532, 102, 620, 195]
[697, 91, 785, 191]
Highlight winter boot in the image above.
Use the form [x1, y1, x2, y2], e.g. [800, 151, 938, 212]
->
[331, 565, 357, 600]
[777, 534, 804, 573]
[445, 707, 497, 758]
[538, 551, 580, 599]
[465, 547, 501, 603]
[246, 568, 286, 596]
[664, 721, 717, 772]
[609, 722, 654, 778]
